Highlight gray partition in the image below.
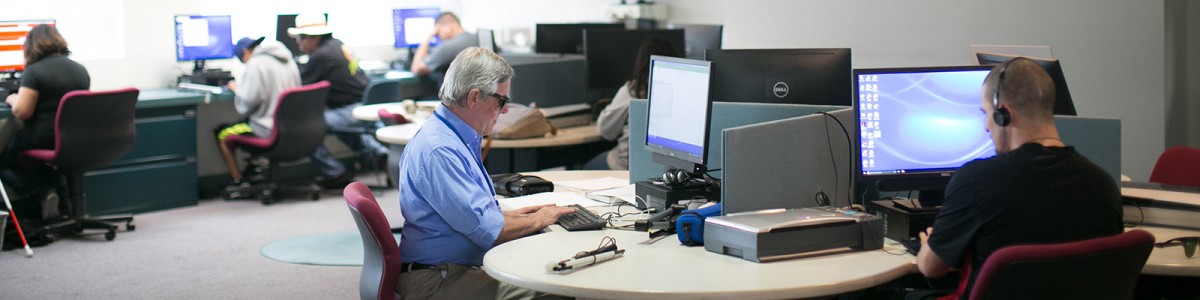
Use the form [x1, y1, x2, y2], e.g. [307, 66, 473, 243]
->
[722, 108, 857, 214]
[628, 99, 847, 183]
[1056, 115, 1121, 182]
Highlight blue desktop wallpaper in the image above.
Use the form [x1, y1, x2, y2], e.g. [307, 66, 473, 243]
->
[859, 70, 996, 175]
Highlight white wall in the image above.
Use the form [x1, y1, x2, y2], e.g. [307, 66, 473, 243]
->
[661, 0, 1166, 181]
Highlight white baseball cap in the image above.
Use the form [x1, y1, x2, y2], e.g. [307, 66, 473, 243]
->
[287, 13, 333, 36]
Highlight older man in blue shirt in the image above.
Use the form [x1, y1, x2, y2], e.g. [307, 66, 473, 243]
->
[396, 47, 575, 299]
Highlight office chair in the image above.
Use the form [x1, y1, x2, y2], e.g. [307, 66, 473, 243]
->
[332, 79, 405, 191]
[21, 88, 139, 241]
[968, 230, 1155, 300]
[1148, 146, 1200, 187]
[222, 81, 329, 204]
[343, 182, 401, 300]
[377, 109, 408, 126]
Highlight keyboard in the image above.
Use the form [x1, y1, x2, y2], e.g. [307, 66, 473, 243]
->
[900, 238, 921, 255]
[555, 204, 606, 231]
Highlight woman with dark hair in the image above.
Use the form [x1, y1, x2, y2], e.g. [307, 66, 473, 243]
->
[1, 24, 90, 212]
[585, 38, 677, 170]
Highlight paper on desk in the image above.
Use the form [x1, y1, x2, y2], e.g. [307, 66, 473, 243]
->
[555, 177, 629, 191]
[586, 184, 636, 205]
[498, 192, 604, 211]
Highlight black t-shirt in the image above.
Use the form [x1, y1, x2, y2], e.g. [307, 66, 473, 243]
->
[298, 38, 367, 109]
[19, 55, 90, 148]
[927, 143, 1122, 298]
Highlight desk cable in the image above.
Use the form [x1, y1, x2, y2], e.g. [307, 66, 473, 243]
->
[1123, 198, 1145, 228]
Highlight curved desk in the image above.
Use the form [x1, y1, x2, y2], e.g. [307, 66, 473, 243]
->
[483, 171, 916, 300]
[1131, 225, 1200, 277]
[376, 121, 605, 174]
[350, 101, 440, 122]
[375, 123, 602, 148]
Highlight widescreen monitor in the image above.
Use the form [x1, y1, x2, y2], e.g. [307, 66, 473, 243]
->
[644, 55, 713, 173]
[478, 28, 496, 53]
[534, 23, 623, 54]
[976, 52, 1077, 116]
[583, 29, 684, 90]
[174, 15, 234, 62]
[705, 48, 851, 106]
[855, 65, 997, 205]
[393, 8, 441, 48]
[666, 23, 722, 60]
[0, 19, 55, 72]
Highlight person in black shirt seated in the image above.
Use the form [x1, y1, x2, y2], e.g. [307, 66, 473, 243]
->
[916, 57, 1123, 298]
[0, 24, 90, 217]
[289, 13, 388, 189]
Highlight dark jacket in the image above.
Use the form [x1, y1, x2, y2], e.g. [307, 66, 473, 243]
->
[299, 38, 368, 108]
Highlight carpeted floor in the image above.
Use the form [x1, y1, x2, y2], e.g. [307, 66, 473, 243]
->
[0, 174, 403, 299]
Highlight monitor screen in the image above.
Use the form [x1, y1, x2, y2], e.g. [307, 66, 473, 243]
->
[0, 19, 56, 72]
[856, 65, 996, 179]
[666, 23, 722, 60]
[976, 52, 1077, 116]
[393, 8, 440, 48]
[645, 56, 713, 168]
[583, 29, 684, 90]
[534, 23, 624, 54]
[478, 28, 496, 53]
[705, 48, 852, 106]
[174, 15, 234, 61]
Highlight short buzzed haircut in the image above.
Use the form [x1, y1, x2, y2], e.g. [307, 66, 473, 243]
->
[984, 57, 1057, 123]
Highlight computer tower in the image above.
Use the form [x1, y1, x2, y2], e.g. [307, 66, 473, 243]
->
[866, 200, 938, 242]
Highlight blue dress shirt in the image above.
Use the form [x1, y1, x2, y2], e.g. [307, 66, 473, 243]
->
[398, 104, 502, 266]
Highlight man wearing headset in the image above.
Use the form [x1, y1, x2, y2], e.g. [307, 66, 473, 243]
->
[916, 57, 1122, 297]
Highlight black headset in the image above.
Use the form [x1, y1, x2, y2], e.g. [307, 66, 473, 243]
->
[992, 58, 1013, 127]
[662, 168, 692, 187]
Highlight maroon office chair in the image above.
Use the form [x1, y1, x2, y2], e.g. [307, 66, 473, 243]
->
[967, 230, 1155, 300]
[1148, 146, 1200, 187]
[221, 81, 329, 204]
[344, 182, 401, 300]
[377, 109, 408, 126]
[21, 88, 139, 241]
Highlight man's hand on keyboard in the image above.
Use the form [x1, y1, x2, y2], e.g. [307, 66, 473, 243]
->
[506, 203, 557, 216]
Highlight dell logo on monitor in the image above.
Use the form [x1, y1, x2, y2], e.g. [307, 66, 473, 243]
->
[773, 82, 789, 98]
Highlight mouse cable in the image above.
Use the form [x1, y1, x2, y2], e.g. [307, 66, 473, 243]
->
[818, 111, 853, 208]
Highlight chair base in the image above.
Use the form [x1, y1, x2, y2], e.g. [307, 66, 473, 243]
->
[221, 181, 320, 205]
[41, 214, 135, 241]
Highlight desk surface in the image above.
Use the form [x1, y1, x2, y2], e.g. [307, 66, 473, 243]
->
[483, 171, 916, 300]
[1131, 225, 1200, 277]
[376, 122, 602, 149]
[351, 101, 439, 122]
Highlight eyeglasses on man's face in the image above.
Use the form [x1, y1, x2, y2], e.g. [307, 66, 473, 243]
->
[1155, 236, 1199, 258]
[487, 92, 510, 108]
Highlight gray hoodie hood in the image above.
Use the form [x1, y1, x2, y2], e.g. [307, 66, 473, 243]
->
[252, 40, 294, 64]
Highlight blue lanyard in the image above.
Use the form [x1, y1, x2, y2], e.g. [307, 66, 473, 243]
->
[433, 110, 496, 196]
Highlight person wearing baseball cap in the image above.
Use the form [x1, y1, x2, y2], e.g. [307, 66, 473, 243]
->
[216, 36, 301, 186]
[288, 13, 387, 189]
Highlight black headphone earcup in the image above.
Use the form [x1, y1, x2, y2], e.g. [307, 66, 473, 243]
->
[993, 107, 1011, 127]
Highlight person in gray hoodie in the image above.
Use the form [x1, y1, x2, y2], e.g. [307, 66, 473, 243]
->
[216, 37, 302, 184]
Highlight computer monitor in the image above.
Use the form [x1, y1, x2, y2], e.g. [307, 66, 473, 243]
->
[855, 65, 997, 206]
[666, 23, 722, 60]
[174, 15, 234, 72]
[534, 23, 624, 54]
[393, 8, 441, 48]
[0, 19, 55, 72]
[644, 55, 714, 175]
[705, 48, 852, 106]
[583, 29, 684, 90]
[478, 28, 497, 53]
[976, 52, 1077, 116]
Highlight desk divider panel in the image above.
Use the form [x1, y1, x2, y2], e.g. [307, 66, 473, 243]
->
[722, 108, 857, 215]
[627, 99, 846, 185]
[1055, 115, 1121, 182]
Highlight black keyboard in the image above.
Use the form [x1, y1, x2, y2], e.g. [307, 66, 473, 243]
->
[900, 238, 921, 255]
[555, 204, 606, 231]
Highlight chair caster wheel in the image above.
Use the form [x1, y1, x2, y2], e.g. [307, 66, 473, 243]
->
[105, 230, 116, 241]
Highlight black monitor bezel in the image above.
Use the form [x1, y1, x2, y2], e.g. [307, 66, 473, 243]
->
[582, 29, 685, 90]
[534, 23, 624, 54]
[705, 48, 852, 106]
[643, 55, 715, 170]
[853, 64, 996, 185]
[975, 52, 1077, 116]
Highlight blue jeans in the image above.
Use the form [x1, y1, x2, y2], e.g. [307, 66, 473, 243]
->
[311, 103, 388, 177]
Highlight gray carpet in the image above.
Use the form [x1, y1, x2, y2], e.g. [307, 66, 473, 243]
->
[0, 175, 403, 299]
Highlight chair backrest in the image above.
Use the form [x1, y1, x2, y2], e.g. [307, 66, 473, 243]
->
[1149, 146, 1200, 187]
[262, 81, 330, 162]
[344, 182, 401, 300]
[362, 78, 403, 105]
[52, 88, 140, 170]
[969, 230, 1155, 300]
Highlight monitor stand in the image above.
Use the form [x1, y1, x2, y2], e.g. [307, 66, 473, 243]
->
[891, 190, 943, 213]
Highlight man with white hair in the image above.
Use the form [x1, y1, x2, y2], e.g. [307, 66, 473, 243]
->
[396, 47, 574, 299]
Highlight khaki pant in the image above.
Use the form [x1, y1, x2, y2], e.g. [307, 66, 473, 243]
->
[396, 263, 565, 300]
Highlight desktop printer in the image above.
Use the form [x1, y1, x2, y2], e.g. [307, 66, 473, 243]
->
[703, 207, 884, 262]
